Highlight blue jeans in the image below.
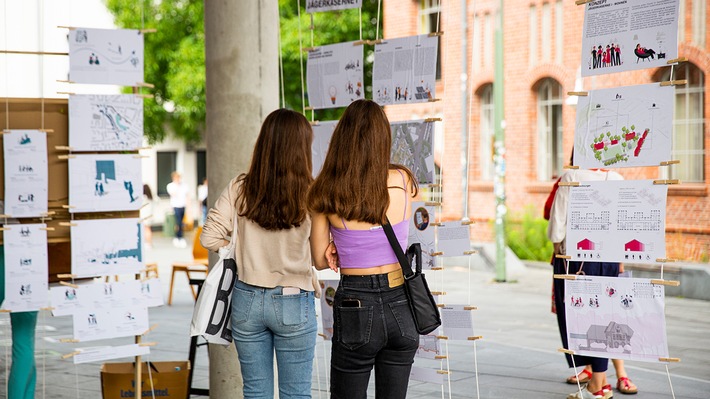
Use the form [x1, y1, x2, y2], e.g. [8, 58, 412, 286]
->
[173, 207, 185, 238]
[231, 280, 317, 399]
[330, 273, 419, 399]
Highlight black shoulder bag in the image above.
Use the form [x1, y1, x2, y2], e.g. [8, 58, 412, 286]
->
[382, 219, 441, 335]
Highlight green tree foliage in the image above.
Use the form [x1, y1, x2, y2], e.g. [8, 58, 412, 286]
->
[504, 206, 554, 262]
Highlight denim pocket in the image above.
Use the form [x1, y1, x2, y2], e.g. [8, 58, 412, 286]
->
[231, 286, 255, 325]
[389, 299, 418, 342]
[336, 305, 373, 350]
[273, 291, 309, 328]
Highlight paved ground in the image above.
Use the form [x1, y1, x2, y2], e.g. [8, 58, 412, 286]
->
[0, 230, 708, 398]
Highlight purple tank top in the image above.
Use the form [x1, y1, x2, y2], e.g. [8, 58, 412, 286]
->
[330, 219, 409, 269]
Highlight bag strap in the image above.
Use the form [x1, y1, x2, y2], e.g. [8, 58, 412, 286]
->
[382, 218, 414, 278]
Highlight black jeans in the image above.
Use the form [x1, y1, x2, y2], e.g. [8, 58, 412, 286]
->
[330, 273, 419, 399]
[173, 207, 185, 239]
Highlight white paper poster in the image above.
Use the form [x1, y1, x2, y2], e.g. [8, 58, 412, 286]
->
[440, 305, 474, 341]
[390, 120, 435, 185]
[69, 94, 144, 151]
[2, 224, 48, 312]
[409, 366, 445, 385]
[581, 0, 679, 77]
[574, 84, 673, 169]
[437, 221, 472, 257]
[415, 333, 441, 359]
[69, 28, 144, 85]
[71, 218, 144, 278]
[2, 130, 48, 218]
[307, 42, 364, 109]
[565, 276, 669, 362]
[50, 278, 162, 316]
[373, 34, 439, 105]
[565, 180, 667, 263]
[49, 283, 89, 316]
[306, 0, 362, 13]
[318, 279, 338, 340]
[73, 343, 150, 364]
[68, 154, 143, 213]
[409, 202, 436, 270]
[311, 121, 337, 178]
[72, 306, 149, 342]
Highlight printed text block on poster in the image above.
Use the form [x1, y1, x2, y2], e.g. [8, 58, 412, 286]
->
[2, 224, 48, 312]
[3, 130, 48, 218]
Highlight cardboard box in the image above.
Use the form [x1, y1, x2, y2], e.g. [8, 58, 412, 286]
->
[100, 361, 190, 399]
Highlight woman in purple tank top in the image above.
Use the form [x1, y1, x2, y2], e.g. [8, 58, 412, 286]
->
[308, 99, 419, 399]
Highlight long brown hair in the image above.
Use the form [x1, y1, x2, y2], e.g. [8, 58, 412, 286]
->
[307, 99, 418, 224]
[237, 109, 313, 230]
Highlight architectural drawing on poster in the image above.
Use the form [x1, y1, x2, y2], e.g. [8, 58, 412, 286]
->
[565, 276, 669, 362]
[69, 28, 144, 85]
[69, 95, 144, 151]
[415, 333, 441, 359]
[437, 221, 472, 257]
[440, 305, 474, 341]
[72, 306, 149, 342]
[307, 41, 364, 109]
[68, 154, 142, 213]
[409, 202, 436, 270]
[581, 0, 679, 77]
[565, 180, 667, 263]
[2, 130, 48, 218]
[318, 280, 338, 340]
[306, 0, 362, 13]
[373, 34, 439, 105]
[390, 120, 435, 185]
[1, 224, 48, 312]
[311, 121, 337, 177]
[70, 218, 143, 278]
[73, 343, 150, 364]
[574, 84, 673, 168]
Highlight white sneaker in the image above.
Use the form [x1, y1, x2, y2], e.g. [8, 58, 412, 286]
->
[179, 238, 187, 248]
[567, 385, 603, 399]
[172, 238, 180, 247]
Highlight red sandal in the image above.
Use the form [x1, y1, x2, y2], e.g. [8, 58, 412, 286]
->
[566, 368, 593, 385]
[617, 377, 638, 394]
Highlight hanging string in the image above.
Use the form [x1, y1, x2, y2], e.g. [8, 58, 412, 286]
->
[375, 0, 381, 41]
[39, 0, 45, 130]
[665, 364, 677, 399]
[4, 315, 9, 399]
[322, 339, 330, 395]
[42, 310, 47, 399]
[570, 354, 583, 398]
[438, 0, 450, 214]
[4, 0, 9, 131]
[660, 262, 664, 280]
[309, 13, 315, 122]
[296, 0, 306, 114]
[443, 339, 452, 399]
[465, 0, 479, 221]
[74, 363, 80, 399]
[145, 354, 156, 399]
[472, 340, 481, 399]
[278, 18, 286, 109]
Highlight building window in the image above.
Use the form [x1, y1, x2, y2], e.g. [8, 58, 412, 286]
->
[536, 78, 564, 180]
[473, 13, 482, 71]
[692, 0, 706, 47]
[662, 63, 705, 182]
[555, 0, 563, 63]
[479, 84, 495, 180]
[541, 3, 551, 62]
[483, 13, 493, 69]
[157, 151, 177, 197]
[529, 5, 538, 66]
[419, 0, 442, 79]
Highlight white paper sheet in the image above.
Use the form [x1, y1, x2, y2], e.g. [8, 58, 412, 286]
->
[437, 222, 472, 257]
[390, 120, 435, 185]
[49, 282, 92, 316]
[2, 224, 48, 312]
[440, 305, 475, 341]
[415, 333, 441, 359]
[306, 0, 362, 13]
[69, 94, 144, 151]
[69, 28, 144, 85]
[71, 218, 144, 278]
[409, 366, 445, 385]
[72, 306, 149, 342]
[408, 202, 436, 270]
[565, 276, 669, 362]
[318, 280, 338, 340]
[581, 0, 679, 77]
[2, 130, 48, 218]
[68, 154, 143, 213]
[373, 35, 439, 105]
[574, 84, 673, 169]
[50, 278, 162, 316]
[73, 343, 150, 364]
[565, 180, 667, 263]
[306, 42, 364, 109]
[311, 121, 338, 178]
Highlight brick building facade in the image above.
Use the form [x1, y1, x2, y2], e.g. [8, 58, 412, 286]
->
[382, 0, 710, 261]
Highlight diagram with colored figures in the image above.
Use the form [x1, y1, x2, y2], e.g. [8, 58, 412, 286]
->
[390, 120, 435, 185]
[70, 218, 144, 278]
[69, 95, 144, 151]
[408, 202, 436, 270]
[68, 154, 142, 213]
[574, 84, 673, 169]
[69, 28, 144, 85]
[565, 276, 669, 363]
[2, 224, 48, 312]
[2, 130, 48, 218]
[307, 41, 364, 109]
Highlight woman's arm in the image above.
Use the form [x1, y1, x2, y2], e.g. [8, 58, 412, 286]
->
[200, 178, 238, 252]
[310, 212, 333, 271]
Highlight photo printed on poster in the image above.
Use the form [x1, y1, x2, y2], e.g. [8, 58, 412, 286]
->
[565, 276, 669, 362]
[3, 130, 48, 218]
[69, 94, 144, 151]
[373, 34, 439, 105]
[574, 84, 673, 169]
[69, 28, 144, 85]
[68, 154, 142, 213]
[565, 180, 667, 263]
[306, 0, 362, 13]
[307, 41, 364, 109]
[409, 202, 436, 270]
[581, 0, 679, 77]
[71, 218, 144, 278]
[311, 121, 337, 178]
[2, 224, 48, 312]
[390, 120, 435, 185]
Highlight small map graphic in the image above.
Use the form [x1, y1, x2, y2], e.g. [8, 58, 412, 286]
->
[390, 120, 435, 184]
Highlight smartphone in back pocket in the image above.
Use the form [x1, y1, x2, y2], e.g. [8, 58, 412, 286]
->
[341, 298, 361, 308]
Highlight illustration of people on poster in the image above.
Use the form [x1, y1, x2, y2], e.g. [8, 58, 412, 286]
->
[68, 154, 143, 213]
[69, 94, 144, 151]
[307, 41, 364, 109]
[69, 28, 144, 85]
[2, 130, 48, 218]
[1, 224, 48, 312]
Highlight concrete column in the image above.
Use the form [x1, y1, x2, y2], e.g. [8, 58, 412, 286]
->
[204, 0, 279, 397]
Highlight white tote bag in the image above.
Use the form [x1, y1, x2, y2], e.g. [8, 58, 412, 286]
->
[189, 215, 238, 346]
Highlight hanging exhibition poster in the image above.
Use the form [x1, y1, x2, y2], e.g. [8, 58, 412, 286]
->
[68, 154, 142, 213]
[50, 278, 162, 316]
[409, 202, 436, 270]
[2, 130, 48, 218]
[581, 0, 679, 77]
[306, 0, 362, 13]
[440, 305, 475, 341]
[72, 306, 149, 342]
[574, 84, 673, 169]
[49, 283, 90, 316]
[415, 333, 441, 359]
[311, 121, 337, 177]
[390, 120, 435, 185]
[307, 41, 364, 109]
[437, 221, 472, 257]
[565, 180, 667, 264]
[318, 279, 338, 340]
[73, 343, 150, 364]
[1, 224, 48, 312]
[70, 218, 144, 278]
[565, 276, 669, 362]
[68, 28, 144, 85]
[69, 94, 144, 151]
[373, 34, 439, 105]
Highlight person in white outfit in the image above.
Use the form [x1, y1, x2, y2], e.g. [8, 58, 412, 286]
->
[166, 171, 189, 248]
